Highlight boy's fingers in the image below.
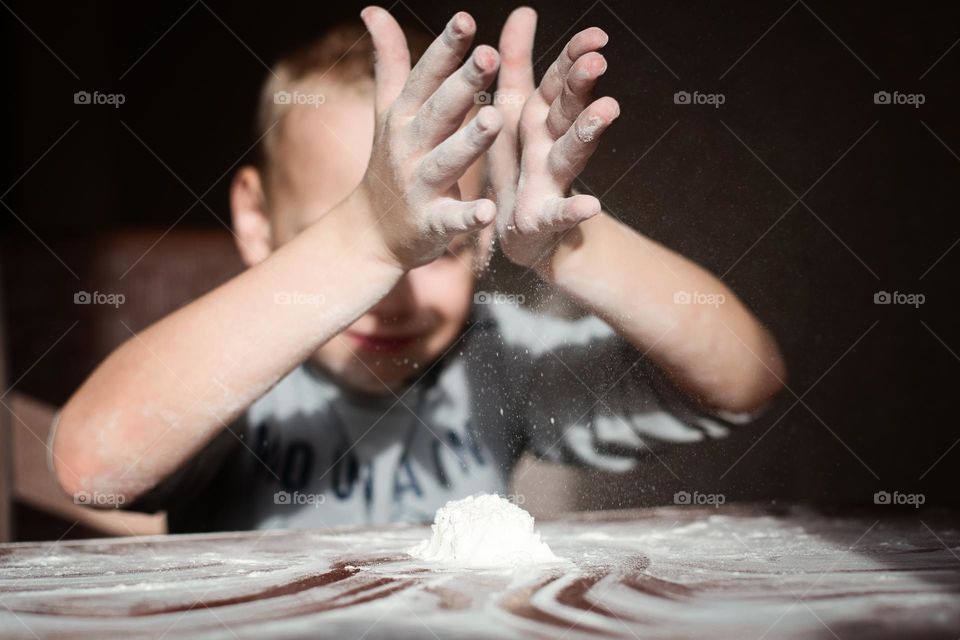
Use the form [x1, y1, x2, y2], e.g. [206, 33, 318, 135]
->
[411, 45, 499, 148]
[489, 7, 536, 184]
[361, 6, 411, 115]
[538, 27, 608, 105]
[496, 7, 537, 104]
[546, 52, 606, 139]
[431, 197, 498, 235]
[398, 12, 477, 113]
[547, 96, 620, 186]
[417, 106, 503, 191]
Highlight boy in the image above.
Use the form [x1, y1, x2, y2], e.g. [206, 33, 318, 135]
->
[52, 7, 785, 531]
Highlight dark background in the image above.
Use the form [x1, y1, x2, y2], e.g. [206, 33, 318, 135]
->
[2, 1, 958, 514]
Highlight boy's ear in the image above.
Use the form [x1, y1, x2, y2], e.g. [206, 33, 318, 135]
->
[230, 166, 273, 267]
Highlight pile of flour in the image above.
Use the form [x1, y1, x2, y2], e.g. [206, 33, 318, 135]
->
[409, 494, 561, 568]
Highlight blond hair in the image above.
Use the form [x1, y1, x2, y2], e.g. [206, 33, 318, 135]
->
[252, 21, 431, 184]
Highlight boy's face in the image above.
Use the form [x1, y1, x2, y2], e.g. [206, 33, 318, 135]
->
[242, 81, 481, 395]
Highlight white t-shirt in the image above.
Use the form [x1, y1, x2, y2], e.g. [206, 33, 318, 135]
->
[133, 302, 742, 532]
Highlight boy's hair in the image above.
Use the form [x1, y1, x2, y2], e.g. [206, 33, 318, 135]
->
[253, 21, 432, 185]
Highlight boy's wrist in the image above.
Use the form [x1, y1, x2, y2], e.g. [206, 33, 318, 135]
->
[319, 187, 408, 276]
[528, 226, 583, 284]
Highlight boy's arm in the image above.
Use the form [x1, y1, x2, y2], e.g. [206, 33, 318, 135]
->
[54, 7, 504, 504]
[490, 9, 785, 415]
[540, 213, 786, 415]
[54, 207, 401, 505]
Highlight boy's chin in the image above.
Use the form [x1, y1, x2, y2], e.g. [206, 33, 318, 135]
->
[308, 352, 424, 396]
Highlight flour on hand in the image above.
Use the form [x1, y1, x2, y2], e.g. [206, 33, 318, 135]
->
[409, 494, 561, 568]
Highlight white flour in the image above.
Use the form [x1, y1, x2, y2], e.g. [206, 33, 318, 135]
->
[409, 494, 561, 568]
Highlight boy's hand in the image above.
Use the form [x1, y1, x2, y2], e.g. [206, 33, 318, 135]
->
[488, 8, 619, 269]
[357, 7, 502, 270]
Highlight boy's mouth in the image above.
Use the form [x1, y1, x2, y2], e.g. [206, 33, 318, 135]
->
[345, 330, 420, 354]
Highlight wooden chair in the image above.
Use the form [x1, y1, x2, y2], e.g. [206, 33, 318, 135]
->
[1, 228, 244, 541]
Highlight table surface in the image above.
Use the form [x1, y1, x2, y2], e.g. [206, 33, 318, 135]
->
[1, 504, 959, 639]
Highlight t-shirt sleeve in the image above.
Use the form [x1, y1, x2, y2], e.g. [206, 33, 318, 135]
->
[496, 305, 753, 473]
[125, 422, 240, 514]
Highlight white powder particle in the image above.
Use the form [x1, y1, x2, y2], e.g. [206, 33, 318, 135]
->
[409, 494, 561, 568]
[577, 115, 603, 142]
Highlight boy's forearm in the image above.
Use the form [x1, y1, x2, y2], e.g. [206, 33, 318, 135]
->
[536, 212, 786, 414]
[54, 193, 404, 503]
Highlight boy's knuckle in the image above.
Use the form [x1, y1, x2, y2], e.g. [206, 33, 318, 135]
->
[384, 109, 407, 135]
[415, 168, 435, 189]
[513, 213, 540, 235]
[417, 157, 438, 184]
[425, 214, 449, 238]
[462, 65, 484, 89]
[417, 102, 437, 126]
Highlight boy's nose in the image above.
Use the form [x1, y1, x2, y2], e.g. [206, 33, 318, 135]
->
[368, 271, 419, 323]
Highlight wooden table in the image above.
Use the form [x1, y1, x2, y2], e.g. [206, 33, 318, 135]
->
[1, 504, 959, 639]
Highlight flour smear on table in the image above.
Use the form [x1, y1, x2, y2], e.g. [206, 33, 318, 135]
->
[409, 493, 561, 568]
